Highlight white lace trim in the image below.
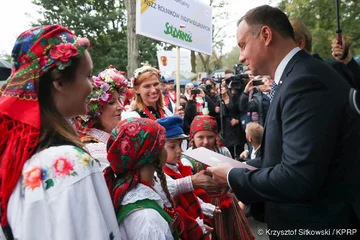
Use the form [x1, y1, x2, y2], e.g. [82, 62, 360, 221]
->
[87, 128, 110, 143]
[165, 163, 179, 173]
[195, 217, 207, 234]
[198, 197, 215, 218]
[121, 183, 164, 207]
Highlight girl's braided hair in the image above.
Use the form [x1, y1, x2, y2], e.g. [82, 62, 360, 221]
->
[154, 161, 175, 209]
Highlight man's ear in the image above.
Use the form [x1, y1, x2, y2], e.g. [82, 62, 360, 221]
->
[51, 69, 65, 92]
[298, 38, 306, 51]
[261, 26, 273, 46]
[248, 136, 253, 143]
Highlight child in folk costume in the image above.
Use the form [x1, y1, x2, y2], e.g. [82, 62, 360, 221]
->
[74, 65, 128, 170]
[0, 25, 119, 239]
[182, 115, 254, 240]
[156, 116, 221, 240]
[105, 118, 179, 240]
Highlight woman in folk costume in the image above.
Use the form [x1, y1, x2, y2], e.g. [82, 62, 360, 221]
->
[156, 116, 221, 240]
[74, 66, 128, 170]
[121, 66, 184, 120]
[105, 118, 179, 240]
[182, 115, 254, 240]
[0, 25, 119, 239]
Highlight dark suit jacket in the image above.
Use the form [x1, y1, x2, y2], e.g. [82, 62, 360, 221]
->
[228, 50, 360, 237]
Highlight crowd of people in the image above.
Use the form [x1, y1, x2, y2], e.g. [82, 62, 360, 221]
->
[0, 4, 360, 240]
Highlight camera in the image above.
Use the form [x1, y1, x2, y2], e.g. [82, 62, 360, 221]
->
[252, 79, 265, 86]
[225, 74, 250, 90]
[191, 89, 201, 95]
[234, 64, 243, 75]
[205, 84, 212, 92]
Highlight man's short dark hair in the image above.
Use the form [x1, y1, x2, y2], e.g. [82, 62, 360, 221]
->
[224, 69, 234, 74]
[237, 5, 295, 40]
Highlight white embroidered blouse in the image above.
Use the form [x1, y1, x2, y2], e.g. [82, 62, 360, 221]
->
[119, 183, 173, 240]
[7, 145, 120, 240]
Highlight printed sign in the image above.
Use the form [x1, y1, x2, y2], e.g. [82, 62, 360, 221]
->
[136, 0, 212, 55]
[157, 50, 191, 72]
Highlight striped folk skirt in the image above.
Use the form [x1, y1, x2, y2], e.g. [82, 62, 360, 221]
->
[209, 192, 254, 240]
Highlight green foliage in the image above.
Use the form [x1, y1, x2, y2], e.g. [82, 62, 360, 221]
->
[0, 52, 11, 63]
[278, 0, 360, 59]
[222, 46, 240, 69]
[32, 0, 169, 74]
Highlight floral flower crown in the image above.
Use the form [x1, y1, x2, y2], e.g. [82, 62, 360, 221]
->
[130, 66, 161, 86]
[75, 66, 128, 132]
[50, 35, 90, 70]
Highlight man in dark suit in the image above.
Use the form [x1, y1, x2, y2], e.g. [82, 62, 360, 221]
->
[208, 5, 360, 239]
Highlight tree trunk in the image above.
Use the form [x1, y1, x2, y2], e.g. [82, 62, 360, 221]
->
[199, 53, 211, 74]
[124, 0, 139, 78]
[191, 50, 196, 73]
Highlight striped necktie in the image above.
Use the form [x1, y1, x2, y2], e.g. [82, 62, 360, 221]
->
[269, 82, 278, 102]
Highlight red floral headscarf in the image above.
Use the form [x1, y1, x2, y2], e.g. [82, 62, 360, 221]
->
[0, 25, 89, 226]
[105, 117, 166, 209]
[189, 115, 226, 147]
[189, 115, 218, 138]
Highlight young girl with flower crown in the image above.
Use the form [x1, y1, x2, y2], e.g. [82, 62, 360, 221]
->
[105, 118, 179, 240]
[156, 116, 221, 240]
[74, 65, 128, 170]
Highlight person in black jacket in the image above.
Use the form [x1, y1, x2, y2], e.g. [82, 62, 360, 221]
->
[184, 87, 216, 126]
[208, 5, 360, 238]
[216, 82, 246, 158]
[290, 19, 357, 87]
[239, 75, 271, 126]
[331, 37, 360, 90]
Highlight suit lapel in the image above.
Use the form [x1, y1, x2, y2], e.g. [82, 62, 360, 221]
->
[261, 50, 308, 158]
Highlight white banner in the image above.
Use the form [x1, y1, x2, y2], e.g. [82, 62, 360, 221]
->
[157, 50, 191, 72]
[136, 0, 212, 55]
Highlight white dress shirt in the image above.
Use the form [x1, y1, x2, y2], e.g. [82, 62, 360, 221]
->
[250, 145, 261, 160]
[274, 47, 301, 84]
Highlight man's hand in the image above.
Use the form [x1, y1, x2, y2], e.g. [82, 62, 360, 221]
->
[230, 118, 239, 126]
[244, 79, 256, 94]
[213, 206, 222, 215]
[206, 163, 234, 188]
[332, 38, 352, 64]
[191, 170, 219, 191]
[238, 201, 246, 210]
[239, 150, 249, 159]
[204, 224, 213, 237]
[174, 105, 184, 118]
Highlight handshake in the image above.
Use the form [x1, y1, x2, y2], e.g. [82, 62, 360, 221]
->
[191, 163, 235, 193]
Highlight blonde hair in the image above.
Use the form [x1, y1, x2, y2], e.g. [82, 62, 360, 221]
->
[245, 122, 264, 144]
[133, 67, 164, 112]
[290, 19, 312, 53]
